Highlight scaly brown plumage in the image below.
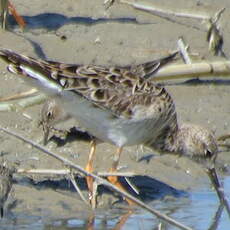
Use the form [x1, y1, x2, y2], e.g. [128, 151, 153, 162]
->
[0, 49, 217, 205]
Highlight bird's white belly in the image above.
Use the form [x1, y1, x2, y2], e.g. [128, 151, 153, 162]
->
[58, 90, 158, 147]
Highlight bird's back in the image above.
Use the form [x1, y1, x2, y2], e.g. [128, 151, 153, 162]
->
[0, 49, 178, 147]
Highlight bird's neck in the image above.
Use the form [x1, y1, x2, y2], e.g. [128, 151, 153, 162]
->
[147, 121, 182, 154]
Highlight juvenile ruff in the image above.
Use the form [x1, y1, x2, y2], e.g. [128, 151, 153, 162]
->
[0, 49, 217, 205]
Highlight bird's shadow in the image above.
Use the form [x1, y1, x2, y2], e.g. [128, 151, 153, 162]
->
[35, 128, 186, 202]
[47, 127, 93, 147]
[8, 13, 145, 31]
[15, 173, 186, 204]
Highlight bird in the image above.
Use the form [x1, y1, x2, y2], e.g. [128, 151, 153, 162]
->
[38, 51, 179, 145]
[0, 162, 14, 218]
[0, 48, 218, 205]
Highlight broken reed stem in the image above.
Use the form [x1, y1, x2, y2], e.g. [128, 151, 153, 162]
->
[177, 38, 192, 64]
[120, 0, 210, 20]
[212, 8, 225, 24]
[0, 126, 193, 230]
[17, 168, 135, 177]
[68, 173, 90, 206]
[152, 61, 230, 81]
[0, 94, 47, 112]
[0, 88, 38, 102]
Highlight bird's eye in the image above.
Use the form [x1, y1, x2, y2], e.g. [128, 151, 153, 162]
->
[47, 111, 53, 119]
[205, 149, 212, 158]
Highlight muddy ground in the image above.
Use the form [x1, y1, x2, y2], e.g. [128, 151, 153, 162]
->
[0, 0, 230, 219]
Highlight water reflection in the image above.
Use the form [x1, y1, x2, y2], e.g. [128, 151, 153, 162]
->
[0, 175, 229, 230]
[44, 176, 230, 230]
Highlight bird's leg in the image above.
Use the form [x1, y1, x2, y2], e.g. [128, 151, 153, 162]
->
[41, 122, 50, 146]
[113, 210, 133, 230]
[107, 147, 135, 205]
[85, 140, 97, 202]
[8, 1, 26, 29]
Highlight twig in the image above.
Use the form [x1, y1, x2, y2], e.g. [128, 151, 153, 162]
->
[17, 168, 135, 177]
[91, 180, 98, 209]
[206, 167, 230, 218]
[120, 0, 210, 20]
[17, 94, 47, 108]
[206, 20, 224, 57]
[0, 126, 194, 230]
[0, 88, 38, 102]
[207, 204, 224, 230]
[152, 61, 230, 81]
[177, 38, 192, 64]
[124, 177, 139, 195]
[212, 8, 225, 24]
[0, 103, 15, 112]
[68, 172, 90, 206]
[0, 94, 47, 111]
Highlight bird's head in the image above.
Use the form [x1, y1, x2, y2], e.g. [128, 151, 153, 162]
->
[177, 124, 218, 166]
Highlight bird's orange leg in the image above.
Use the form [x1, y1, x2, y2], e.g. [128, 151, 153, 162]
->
[85, 140, 97, 202]
[8, 1, 26, 29]
[113, 210, 133, 230]
[107, 147, 135, 205]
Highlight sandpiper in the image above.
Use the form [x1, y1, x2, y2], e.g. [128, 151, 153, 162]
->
[0, 49, 218, 205]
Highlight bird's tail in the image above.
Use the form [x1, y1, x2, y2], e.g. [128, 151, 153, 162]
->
[130, 50, 179, 79]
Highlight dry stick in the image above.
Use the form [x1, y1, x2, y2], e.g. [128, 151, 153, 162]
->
[18, 170, 135, 207]
[177, 38, 192, 65]
[17, 94, 47, 108]
[68, 172, 90, 206]
[124, 177, 140, 195]
[212, 8, 225, 25]
[206, 167, 230, 219]
[0, 126, 193, 230]
[17, 168, 135, 177]
[91, 180, 98, 209]
[207, 204, 224, 230]
[0, 94, 47, 112]
[0, 88, 38, 102]
[0, 103, 14, 112]
[152, 61, 230, 81]
[120, 0, 210, 20]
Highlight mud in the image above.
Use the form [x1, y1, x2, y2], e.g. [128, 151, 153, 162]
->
[0, 0, 230, 228]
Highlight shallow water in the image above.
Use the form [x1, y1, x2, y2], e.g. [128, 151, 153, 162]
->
[1, 176, 229, 230]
